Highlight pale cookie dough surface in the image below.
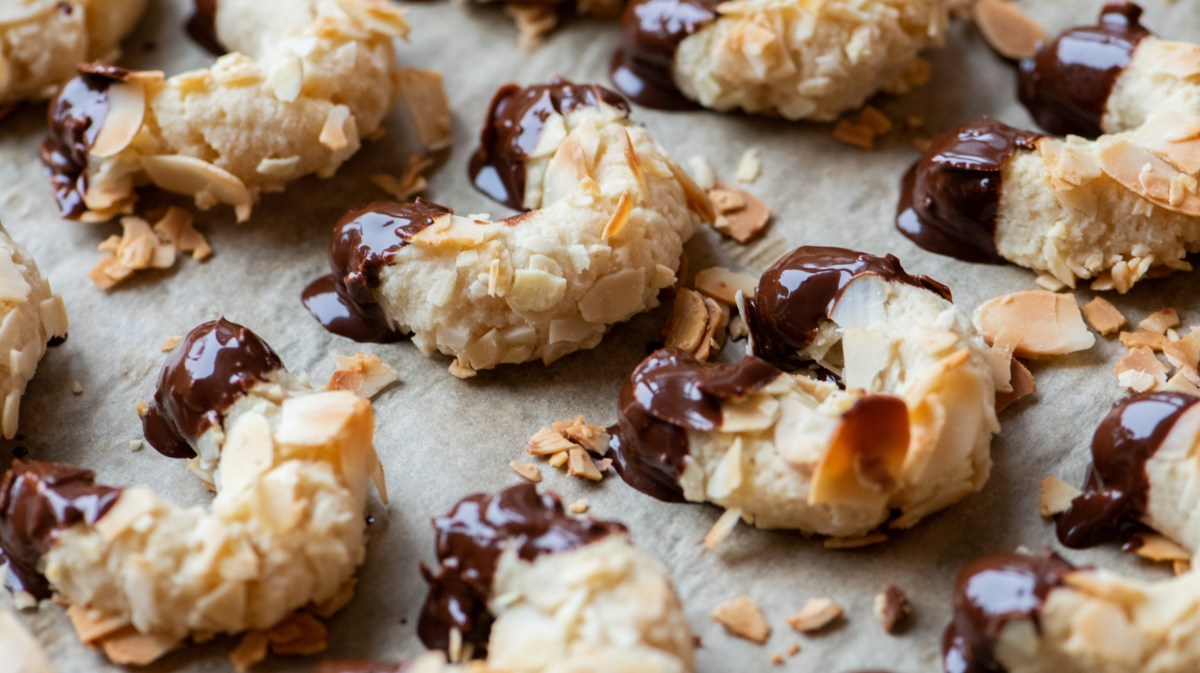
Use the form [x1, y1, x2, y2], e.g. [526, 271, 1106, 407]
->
[675, 0, 947, 120]
[1107, 37, 1200, 134]
[0, 0, 148, 105]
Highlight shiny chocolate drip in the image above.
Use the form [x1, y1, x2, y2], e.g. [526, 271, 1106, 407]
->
[744, 246, 951, 370]
[1018, 3, 1150, 138]
[417, 483, 626, 653]
[39, 64, 131, 219]
[0, 460, 122, 599]
[186, 0, 226, 55]
[303, 199, 451, 343]
[942, 553, 1075, 673]
[469, 80, 631, 209]
[1056, 391, 1199, 548]
[896, 119, 1044, 264]
[142, 318, 283, 460]
[606, 348, 781, 502]
[609, 0, 720, 109]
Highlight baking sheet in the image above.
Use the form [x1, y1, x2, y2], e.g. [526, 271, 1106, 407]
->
[3, 0, 1199, 670]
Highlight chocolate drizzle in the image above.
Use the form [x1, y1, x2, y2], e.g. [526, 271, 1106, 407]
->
[606, 349, 782, 502]
[39, 64, 130, 219]
[142, 318, 283, 460]
[896, 119, 1044, 264]
[186, 0, 226, 55]
[469, 80, 630, 209]
[303, 199, 450, 343]
[1018, 3, 1150, 138]
[744, 246, 952, 370]
[942, 553, 1075, 673]
[417, 483, 626, 653]
[609, 0, 720, 109]
[1056, 391, 1199, 548]
[0, 460, 122, 599]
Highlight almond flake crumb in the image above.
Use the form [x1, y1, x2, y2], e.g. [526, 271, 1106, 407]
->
[1034, 274, 1066, 292]
[135, 399, 149, 417]
[974, 0, 1046, 60]
[664, 288, 727, 361]
[160, 336, 183, 352]
[395, 68, 451, 150]
[770, 654, 784, 666]
[694, 266, 757, 306]
[707, 182, 770, 243]
[528, 426, 577, 456]
[1082, 297, 1126, 335]
[566, 447, 603, 481]
[509, 461, 542, 483]
[153, 207, 212, 261]
[703, 507, 743, 550]
[687, 155, 716, 190]
[504, 2, 558, 50]
[568, 498, 589, 514]
[833, 120, 875, 150]
[873, 584, 913, 635]
[1130, 532, 1191, 563]
[973, 290, 1095, 357]
[327, 353, 399, 399]
[370, 154, 434, 201]
[448, 360, 477, 379]
[71, 380, 83, 395]
[1139, 307, 1181, 334]
[231, 632, 268, 672]
[1039, 475, 1081, 517]
[712, 596, 771, 643]
[788, 597, 844, 633]
[1119, 330, 1169, 351]
[1115, 346, 1167, 391]
[266, 612, 328, 656]
[823, 533, 887, 549]
[735, 147, 762, 184]
[787, 643, 801, 657]
[90, 216, 177, 290]
[129, 439, 143, 452]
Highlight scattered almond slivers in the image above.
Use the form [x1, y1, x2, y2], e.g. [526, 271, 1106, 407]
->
[973, 290, 1095, 357]
[1039, 475, 1081, 517]
[694, 266, 757, 306]
[89, 207, 215, 290]
[703, 507, 743, 550]
[326, 353, 399, 399]
[712, 596, 771, 643]
[833, 106, 894, 150]
[707, 182, 770, 243]
[974, 0, 1045, 60]
[371, 154, 433, 201]
[664, 288, 728, 361]
[526, 417, 611, 482]
[787, 597, 844, 633]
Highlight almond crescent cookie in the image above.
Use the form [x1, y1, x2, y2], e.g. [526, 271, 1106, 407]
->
[944, 392, 1200, 673]
[40, 0, 409, 223]
[610, 0, 948, 119]
[319, 484, 696, 673]
[0, 319, 385, 664]
[303, 80, 708, 376]
[607, 246, 999, 538]
[1020, 2, 1200, 138]
[0, 223, 68, 440]
[0, 0, 148, 107]
[897, 115, 1200, 293]
[0, 609, 54, 673]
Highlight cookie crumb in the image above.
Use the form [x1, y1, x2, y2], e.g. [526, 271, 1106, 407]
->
[509, 461, 542, 483]
[873, 584, 913, 635]
[787, 597, 843, 633]
[735, 148, 762, 184]
[712, 596, 771, 643]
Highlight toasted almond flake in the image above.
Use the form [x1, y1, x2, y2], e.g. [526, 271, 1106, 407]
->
[787, 597, 844, 633]
[664, 288, 710, 355]
[90, 83, 145, 158]
[735, 147, 762, 183]
[319, 105, 354, 151]
[873, 585, 913, 635]
[995, 357, 1036, 412]
[859, 106, 893, 135]
[370, 154, 433, 201]
[566, 447, 603, 481]
[1063, 571, 1146, 606]
[1130, 532, 1191, 562]
[1034, 274, 1067, 292]
[708, 183, 770, 243]
[688, 155, 716, 190]
[140, 155, 253, 219]
[1098, 137, 1200, 216]
[152, 207, 212, 261]
[823, 532, 888, 549]
[327, 353, 399, 398]
[833, 120, 875, 150]
[509, 461, 542, 483]
[547, 450, 569, 469]
[974, 0, 1045, 59]
[395, 68, 452, 151]
[1164, 332, 1200, 371]
[504, 2, 558, 50]
[1082, 297, 1126, 335]
[448, 360, 477, 379]
[703, 507, 743, 550]
[558, 417, 610, 454]
[231, 632, 269, 673]
[712, 596, 771, 643]
[67, 606, 128, 645]
[99, 628, 180, 665]
[1119, 330, 1169, 351]
[669, 159, 717, 222]
[973, 290, 1095, 357]
[528, 426, 576, 455]
[266, 613, 328, 656]
[1115, 346, 1167, 391]
[568, 498, 589, 514]
[602, 191, 633, 240]
[1139, 307, 1181, 334]
[160, 336, 182, 352]
[1165, 370, 1200, 394]
[1039, 475, 1082, 517]
[694, 266, 757, 306]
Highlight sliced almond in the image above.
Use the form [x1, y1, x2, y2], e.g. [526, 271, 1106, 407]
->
[703, 507, 743, 550]
[152, 206, 212, 261]
[974, 0, 1045, 60]
[231, 632, 269, 673]
[99, 628, 180, 666]
[1119, 330, 1169, 352]
[735, 147, 761, 183]
[509, 461, 542, 483]
[319, 105, 355, 152]
[566, 447, 603, 481]
[1082, 297, 1126, 336]
[140, 155, 253, 219]
[669, 159, 716, 222]
[90, 83, 146, 158]
[712, 596, 771, 643]
[602, 191, 633, 240]
[527, 426, 575, 456]
[503, 2, 558, 50]
[1130, 533, 1191, 563]
[664, 288, 710, 355]
[1139, 307, 1181, 334]
[1097, 137, 1200, 216]
[395, 68, 452, 151]
[694, 266, 757, 306]
[708, 182, 770, 243]
[1039, 475, 1081, 517]
[370, 155, 432, 201]
[787, 597, 844, 633]
[266, 613, 328, 656]
[833, 120, 875, 150]
[823, 532, 888, 549]
[973, 290, 1095, 357]
[326, 353, 399, 399]
[1115, 346, 1167, 392]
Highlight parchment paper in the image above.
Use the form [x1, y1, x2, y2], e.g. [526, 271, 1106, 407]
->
[3, 1, 1199, 670]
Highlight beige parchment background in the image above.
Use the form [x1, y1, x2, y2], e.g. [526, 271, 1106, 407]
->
[2, 0, 1198, 670]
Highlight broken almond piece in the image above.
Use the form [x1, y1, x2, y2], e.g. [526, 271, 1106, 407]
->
[1115, 346, 1167, 392]
[787, 597, 844, 633]
[664, 288, 726, 360]
[995, 357, 1036, 412]
[527, 426, 576, 456]
[370, 155, 433, 201]
[833, 120, 875, 150]
[98, 628, 180, 666]
[873, 585, 913, 635]
[707, 182, 770, 243]
[568, 498, 589, 514]
[266, 613, 328, 656]
[152, 207, 212, 261]
[1130, 533, 1191, 563]
[1082, 297, 1126, 335]
[703, 507, 743, 550]
[395, 68, 451, 151]
[231, 632, 269, 673]
[503, 2, 558, 50]
[1139, 307, 1181, 334]
[1039, 475, 1082, 517]
[974, 0, 1045, 60]
[160, 336, 183, 352]
[735, 147, 762, 183]
[566, 447, 603, 481]
[712, 596, 771, 643]
[823, 532, 888, 549]
[509, 461, 542, 483]
[694, 266, 758, 306]
[326, 353, 399, 399]
[973, 290, 1095, 357]
[1119, 330, 1170, 352]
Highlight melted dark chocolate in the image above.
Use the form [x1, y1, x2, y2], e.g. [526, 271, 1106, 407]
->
[469, 80, 630, 209]
[609, 0, 720, 109]
[39, 65, 130, 219]
[896, 119, 1045, 264]
[0, 460, 122, 599]
[1018, 3, 1150, 138]
[744, 246, 951, 370]
[417, 483, 626, 653]
[186, 0, 226, 55]
[942, 553, 1075, 673]
[606, 348, 782, 502]
[1056, 391, 1199, 548]
[304, 199, 450, 343]
[142, 318, 283, 460]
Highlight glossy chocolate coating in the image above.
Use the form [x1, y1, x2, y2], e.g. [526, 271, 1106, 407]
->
[606, 348, 781, 502]
[1056, 391, 1199, 548]
[745, 246, 951, 369]
[417, 483, 626, 653]
[469, 80, 630, 210]
[942, 553, 1075, 673]
[609, 0, 720, 109]
[303, 199, 450, 343]
[1018, 3, 1150, 138]
[39, 64, 130, 219]
[142, 318, 283, 459]
[896, 119, 1044, 264]
[186, 0, 225, 55]
[0, 460, 122, 599]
